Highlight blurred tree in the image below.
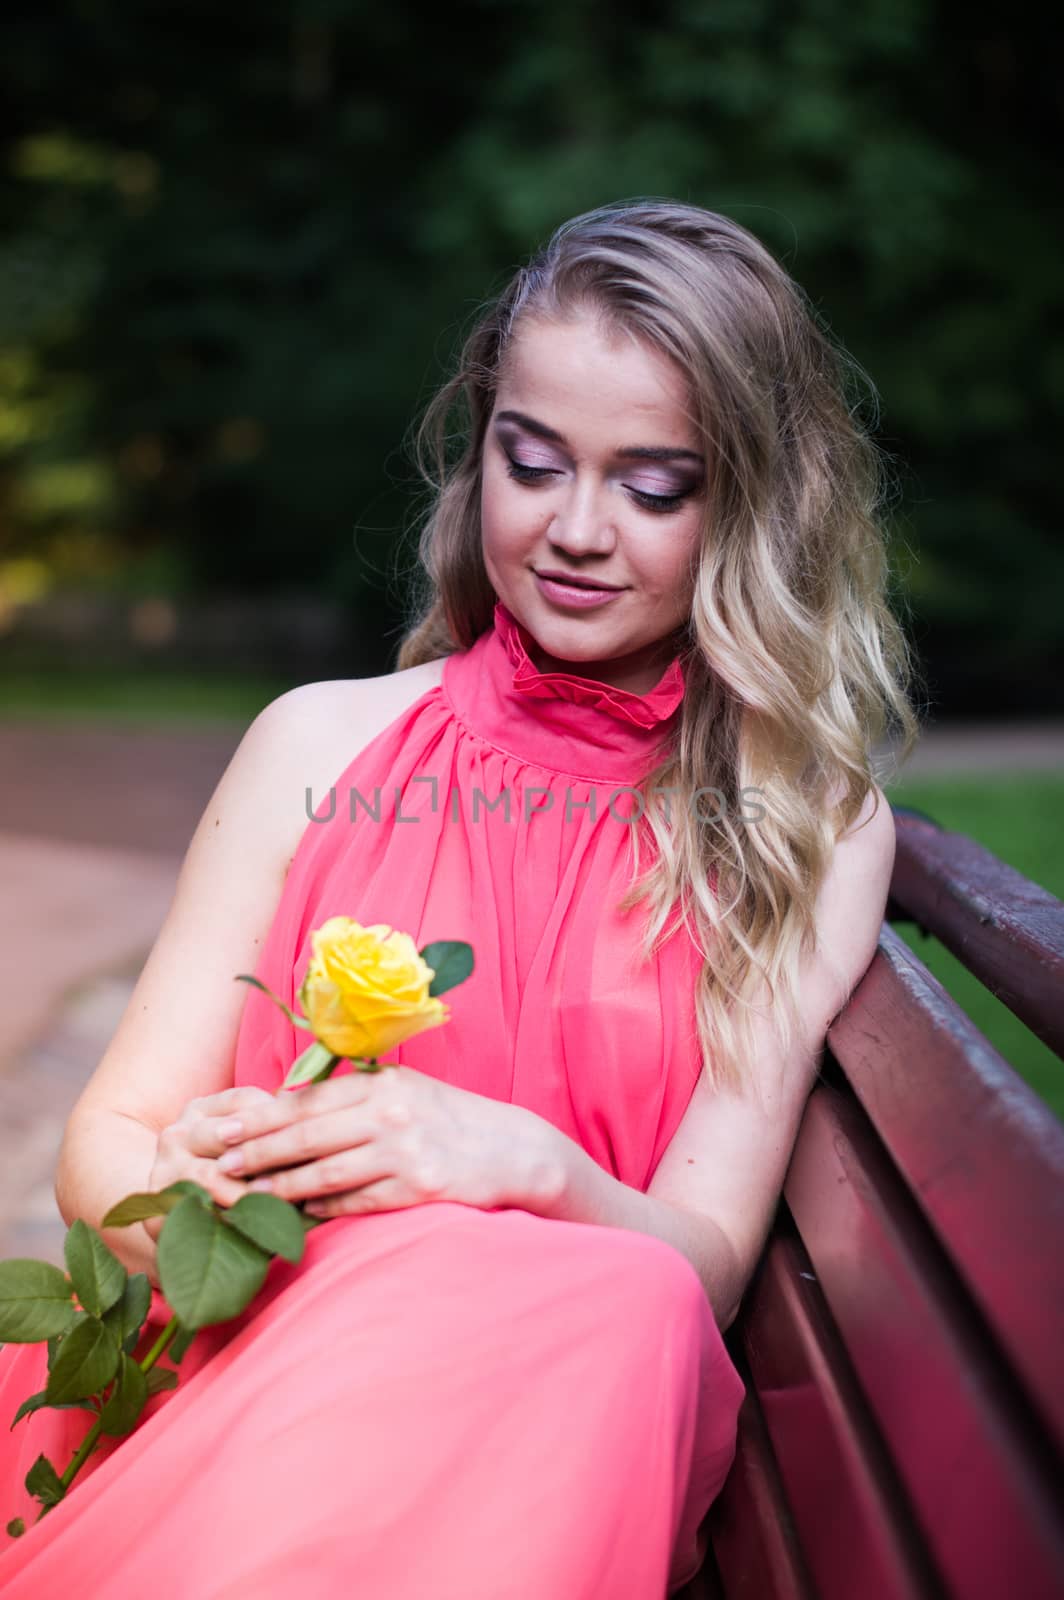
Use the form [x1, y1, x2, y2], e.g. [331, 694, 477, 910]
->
[0, 0, 1059, 701]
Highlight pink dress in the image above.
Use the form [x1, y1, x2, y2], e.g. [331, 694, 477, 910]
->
[0, 600, 745, 1598]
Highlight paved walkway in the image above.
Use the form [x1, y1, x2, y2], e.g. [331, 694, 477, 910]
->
[0, 721, 240, 1263]
[878, 720, 1064, 780]
[1, 715, 1062, 1265]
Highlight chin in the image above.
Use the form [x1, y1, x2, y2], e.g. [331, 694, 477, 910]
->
[524, 601, 611, 642]
[527, 616, 637, 673]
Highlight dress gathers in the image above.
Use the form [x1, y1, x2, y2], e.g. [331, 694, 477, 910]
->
[0, 599, 745, 1599]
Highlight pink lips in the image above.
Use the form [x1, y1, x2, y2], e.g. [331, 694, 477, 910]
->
[534, 572, 625, 610]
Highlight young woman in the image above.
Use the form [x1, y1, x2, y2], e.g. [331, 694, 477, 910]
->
[0, 199, 918, 1597]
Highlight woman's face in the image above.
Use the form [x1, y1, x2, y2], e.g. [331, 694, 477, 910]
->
[480, 310, 707, 696]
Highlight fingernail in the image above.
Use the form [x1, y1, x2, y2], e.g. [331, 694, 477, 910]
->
[217, 1149, 244, 1173]
[248, 1177, 274, 1192]
[217, 1119, 244, 1143]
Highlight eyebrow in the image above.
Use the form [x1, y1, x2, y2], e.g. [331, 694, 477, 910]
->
[494, 409, 704, 465]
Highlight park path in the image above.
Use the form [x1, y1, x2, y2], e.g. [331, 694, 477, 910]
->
[1, 714, 1062, 1265]
[0, 722, 240, 1264]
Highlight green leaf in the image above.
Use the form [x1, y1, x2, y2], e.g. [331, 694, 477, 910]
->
[47, 1310, 89, 1362]
[6, 1517, 25, 1537]
[235, 974, 314, 1030]
[98, 1353, 148, 1436]
[11, 1389, 97, 1429]
[156, 1196, 271, 1329]
[144, 1365, 179, 1396]
[300, 1209, 324, 1232]
[101, 1180, 212, 1229]
[163, 1180, 214, 1206]
[420, 940, 474, 997]
[168, 1324, 195, 1365]
[10, 1389, 49, 1429]
[0, 1261, 77, 1343]
[25, 1454, 65, 1509]
[282, 1039, 340, 1088]
[101, 1193, 178, 1228]
[44, 1315, 120, 1404]
[223, 1193, 306, 1263]
[102, 1273, 152, 1356]
[64, 1219, 127, 1318]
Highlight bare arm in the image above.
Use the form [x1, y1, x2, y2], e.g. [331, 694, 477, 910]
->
[533, 1151, 745, 1328]
[56, 1110, 165, 1283]
[52, 679, 376, 1279]
[529, 785, 897, 1331]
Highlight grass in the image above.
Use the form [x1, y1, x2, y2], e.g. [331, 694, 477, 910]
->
[0, 667, 297, 723]
[884, 771, 1064, 1124]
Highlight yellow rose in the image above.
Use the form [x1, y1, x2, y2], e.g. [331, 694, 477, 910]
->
[298, 917, 449, 1061]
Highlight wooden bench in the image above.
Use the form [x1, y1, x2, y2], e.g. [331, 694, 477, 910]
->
[678, 803, 1064, 1600]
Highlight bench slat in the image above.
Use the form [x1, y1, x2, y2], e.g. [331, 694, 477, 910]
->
[889, 812, 1064, 1057]
[703, 1336, 819, 1600]
[785, 1083, 1064, 1600]
[827, 925, 1064, 1455]
[729, 1227, 939, 1600]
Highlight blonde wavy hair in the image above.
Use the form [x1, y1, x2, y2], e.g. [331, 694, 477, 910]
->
[395, 199, 923, 1100]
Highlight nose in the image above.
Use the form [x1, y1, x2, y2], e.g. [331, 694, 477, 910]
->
[546, 478, 617, 558]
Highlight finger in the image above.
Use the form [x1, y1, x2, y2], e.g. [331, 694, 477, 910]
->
[196, 1086, 275, 1117]
[279, 1072, 386, 1120]
[228, 1071, 384, 1146]
[202, 1164, 257, 1209]
[185, 1113, 256, 1160]
[244, 1144, 394, 1205]
[218, 1106, 377, 1177]
[304, 1178, 410, 1219]
[151, 1158, 250, 1211]
[185, 1088, 281, 1156]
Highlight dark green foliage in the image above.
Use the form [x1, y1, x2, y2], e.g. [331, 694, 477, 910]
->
[0, 2, 1058, 703]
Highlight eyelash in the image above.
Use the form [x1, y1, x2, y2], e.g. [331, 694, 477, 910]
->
[504, 458, 688, 515]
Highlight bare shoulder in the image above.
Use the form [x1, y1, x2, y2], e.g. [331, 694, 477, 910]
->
[248, 656, 450, 869]
[271, 656, 447, 748]
[64, 655, 450, 1134]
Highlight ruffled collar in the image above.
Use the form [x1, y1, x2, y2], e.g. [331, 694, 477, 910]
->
[494, 601, 685, 730]
[440, 599, 686, 782]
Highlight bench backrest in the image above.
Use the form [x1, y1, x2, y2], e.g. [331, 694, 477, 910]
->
[691, 806, 1064, 1600]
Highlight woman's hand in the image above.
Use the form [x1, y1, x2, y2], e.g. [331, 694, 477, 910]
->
[210, 1066, 567, 1220]
[142, 1086, 277, 1241]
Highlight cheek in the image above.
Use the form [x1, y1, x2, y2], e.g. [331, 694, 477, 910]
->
[642, 518, 700, 601]
[481, 468, 540, 555]
[480, 475, 519, 589]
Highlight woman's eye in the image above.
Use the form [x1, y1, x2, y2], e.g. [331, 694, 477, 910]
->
[506, 458, 555, 483]
[505, 456, 690, 515]
[627, 486, 687, 514]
